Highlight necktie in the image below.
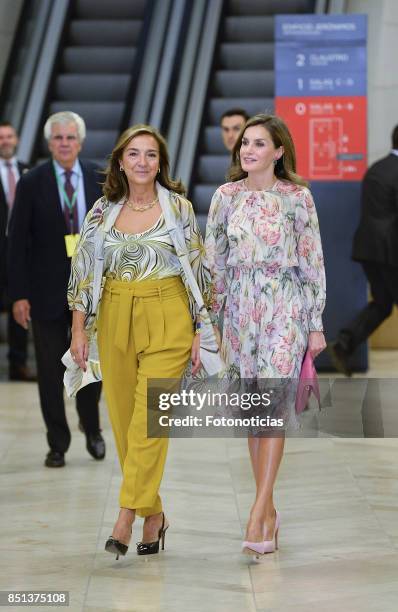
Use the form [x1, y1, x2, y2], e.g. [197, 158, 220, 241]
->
[5, 161, 16, 209]
[63, 170, 79, 234]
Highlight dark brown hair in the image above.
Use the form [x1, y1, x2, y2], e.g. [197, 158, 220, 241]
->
[0, 121, 16, 130]
[220, 108, 249, 123]
[103, 124, 185, 201]
[228, 113, 308, 187]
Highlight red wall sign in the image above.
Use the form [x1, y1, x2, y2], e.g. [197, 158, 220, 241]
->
[276, 95, 367, 181]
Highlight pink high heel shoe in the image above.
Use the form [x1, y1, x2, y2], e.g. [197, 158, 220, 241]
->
[242, 511, 280, 557]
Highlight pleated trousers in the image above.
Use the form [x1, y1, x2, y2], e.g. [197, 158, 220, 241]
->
[97, 276, 193, 516]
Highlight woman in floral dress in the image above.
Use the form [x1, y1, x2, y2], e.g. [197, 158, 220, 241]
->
[205, 114, 326, 555]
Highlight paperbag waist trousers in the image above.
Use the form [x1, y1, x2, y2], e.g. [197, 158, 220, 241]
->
[97, 276, 193, 516]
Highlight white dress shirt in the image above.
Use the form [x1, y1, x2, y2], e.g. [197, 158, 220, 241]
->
[0, 156, 20, 205]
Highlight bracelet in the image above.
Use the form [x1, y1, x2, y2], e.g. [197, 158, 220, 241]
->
[195, 321, 202, 335]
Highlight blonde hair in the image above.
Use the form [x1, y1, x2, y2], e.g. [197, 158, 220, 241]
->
[103, 124, 185, 201]
[228, 113, 308, 187]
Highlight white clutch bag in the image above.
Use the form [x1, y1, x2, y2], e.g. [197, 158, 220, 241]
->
[62, 337, 102, 398]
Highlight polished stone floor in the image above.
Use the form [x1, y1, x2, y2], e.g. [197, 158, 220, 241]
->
[1, 351, 398, 612]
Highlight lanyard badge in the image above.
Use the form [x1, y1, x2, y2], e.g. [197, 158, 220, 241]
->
[64, 233, 80, 257]
[53, 161, 81, 257]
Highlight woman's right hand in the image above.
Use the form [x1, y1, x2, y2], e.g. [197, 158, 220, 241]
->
[70, 329, 89, 371]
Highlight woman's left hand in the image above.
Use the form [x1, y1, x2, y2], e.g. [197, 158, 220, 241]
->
[308, 331, 327, 359]
[191, 334, 201, 375]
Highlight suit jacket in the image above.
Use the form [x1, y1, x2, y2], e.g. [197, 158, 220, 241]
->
[7, 159, 102, 320]
[0, 161, 30, 294]
[352, 153, 398, 265]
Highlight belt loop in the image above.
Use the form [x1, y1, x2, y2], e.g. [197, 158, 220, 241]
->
[158, 287, 162, 302]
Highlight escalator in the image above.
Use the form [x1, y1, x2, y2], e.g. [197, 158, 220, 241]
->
[37, 0, 152, 165]
[0, 0, 167, 378]
[191, 0, 317, 233]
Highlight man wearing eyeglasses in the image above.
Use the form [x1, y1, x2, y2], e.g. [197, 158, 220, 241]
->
[7, 111, 105, 468]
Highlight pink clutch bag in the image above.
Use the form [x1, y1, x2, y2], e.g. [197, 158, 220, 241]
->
[295, 350, 321, 414]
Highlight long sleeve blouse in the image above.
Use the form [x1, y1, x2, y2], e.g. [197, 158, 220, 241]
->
[67, 191, 212, 327]
[205, 178, 326, 331]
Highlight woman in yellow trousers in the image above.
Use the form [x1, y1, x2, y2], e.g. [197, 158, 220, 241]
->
[98, 276, 193, 522]
[68, 124, 213, 559]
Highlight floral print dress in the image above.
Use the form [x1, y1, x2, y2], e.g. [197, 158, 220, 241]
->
[205, 178, 326, 385]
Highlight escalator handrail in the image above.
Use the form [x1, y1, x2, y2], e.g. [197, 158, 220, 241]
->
[6, 0, 52, 134]
[149, 0, 187, 129]
[167, 0, 207, 174]
[128, 0, 172, 125]
[174, 0, 224, 190]
[17, 0, 69, 163]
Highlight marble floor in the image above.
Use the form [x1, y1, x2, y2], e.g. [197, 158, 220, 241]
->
[1, 351, 398, 612]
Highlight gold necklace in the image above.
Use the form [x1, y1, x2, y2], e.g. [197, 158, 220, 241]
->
[124, 195, 159, 212]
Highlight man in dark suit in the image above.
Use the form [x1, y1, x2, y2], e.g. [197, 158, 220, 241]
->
[0, 122, 35, 381]
[8, 111, 105, 467]
[329, 124, 398, 375]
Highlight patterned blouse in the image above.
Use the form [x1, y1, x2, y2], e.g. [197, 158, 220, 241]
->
[205, 178, 326, 332]
[104, 214, 180, 282]
[67, 192, 212, 324]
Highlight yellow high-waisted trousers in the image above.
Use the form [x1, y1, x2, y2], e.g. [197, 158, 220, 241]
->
[97, 276, 193, 516]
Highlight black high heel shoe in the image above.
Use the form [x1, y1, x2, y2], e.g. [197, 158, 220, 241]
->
[136, 512, 169, 555]
[105, 536, 129, 560]
[105, 523, 133, 560]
